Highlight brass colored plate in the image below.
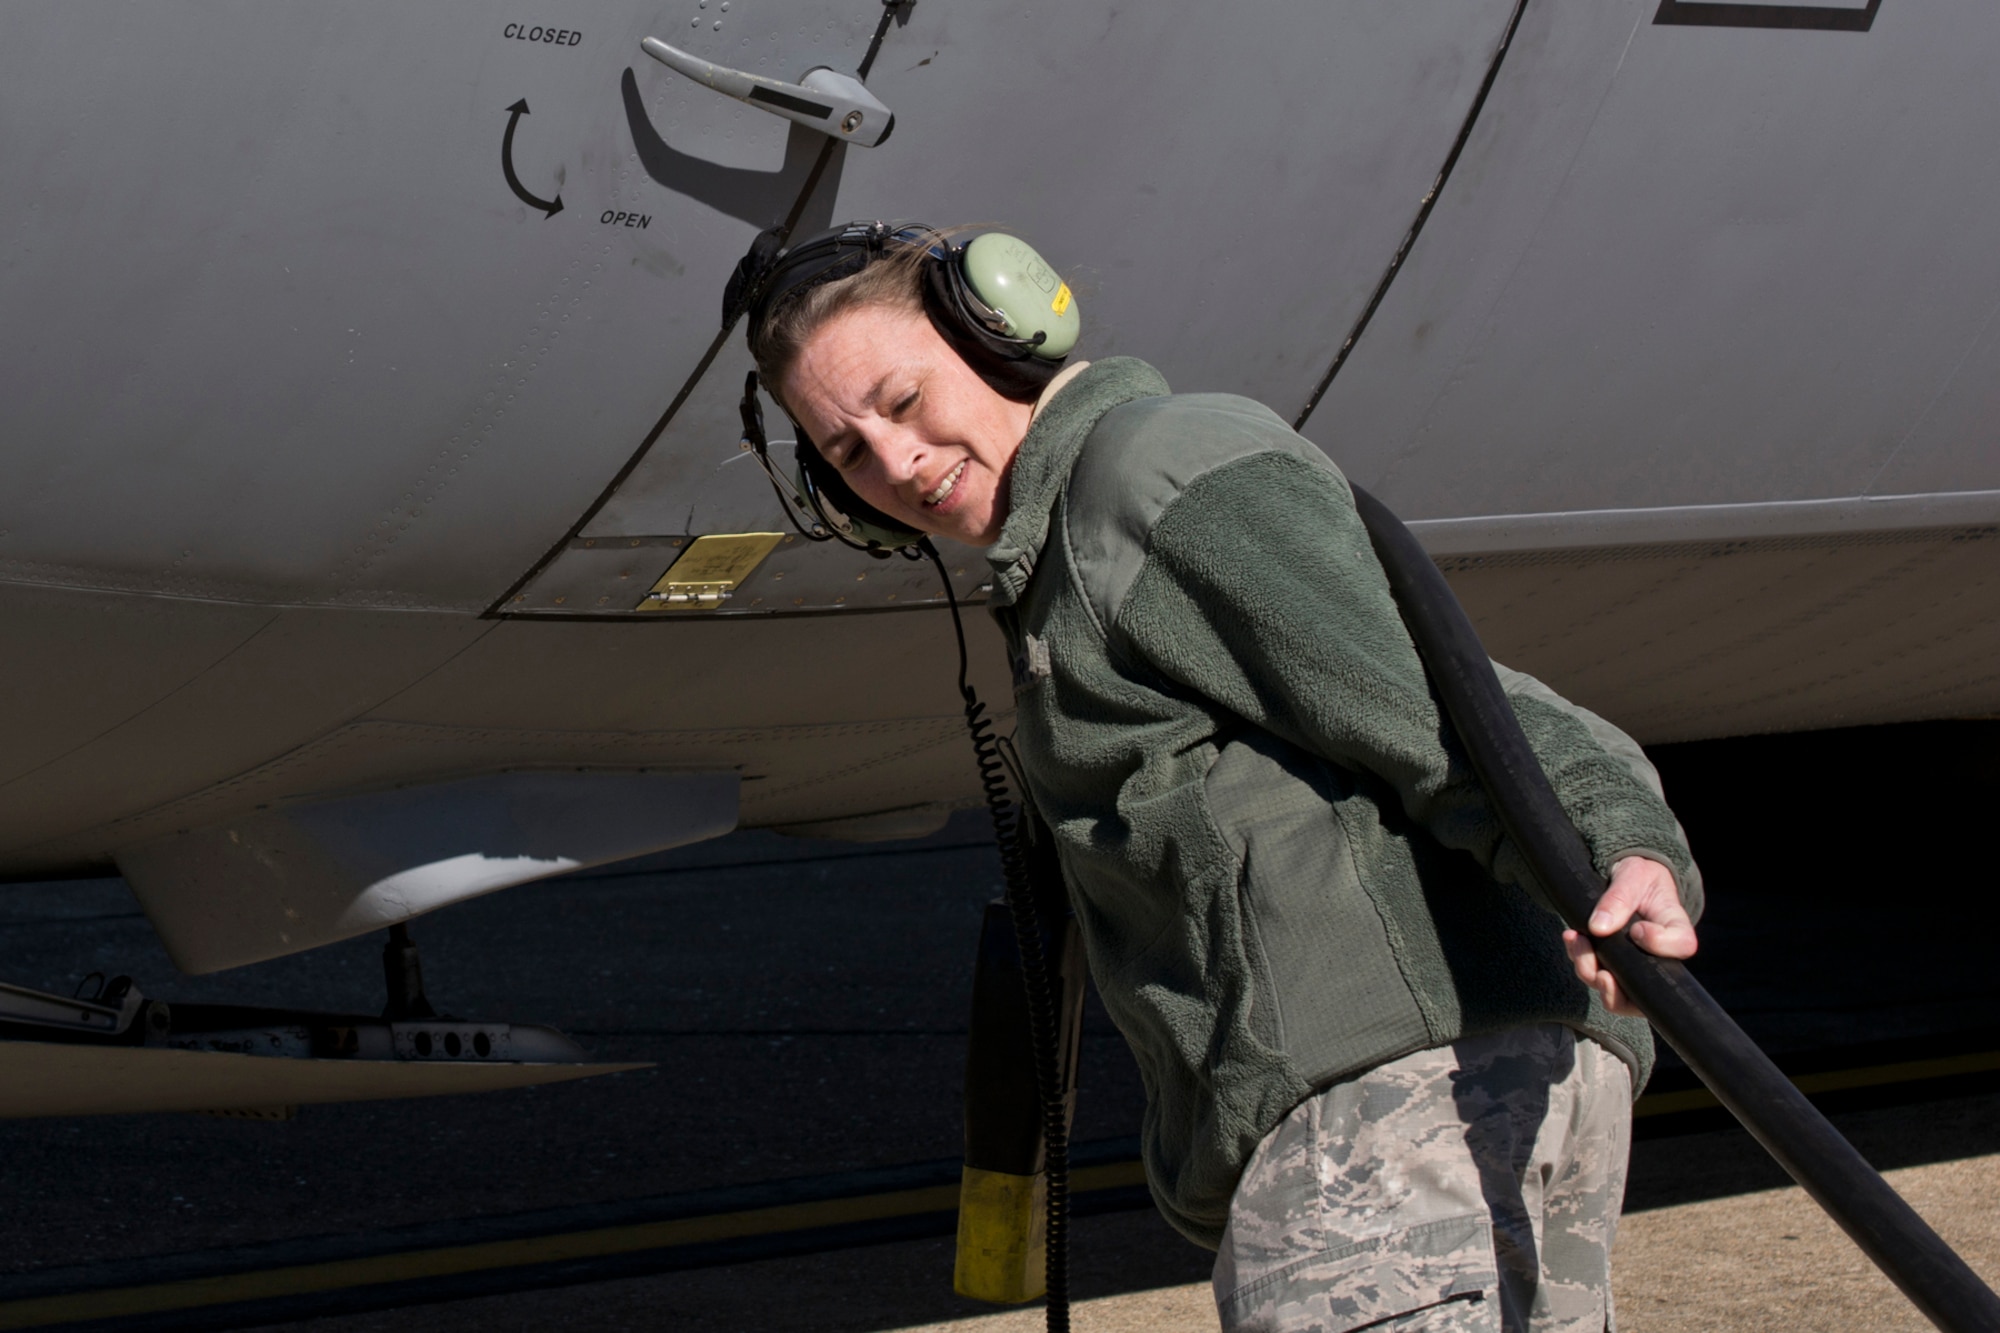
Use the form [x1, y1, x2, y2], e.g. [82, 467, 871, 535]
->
[637, 532, 785, 611]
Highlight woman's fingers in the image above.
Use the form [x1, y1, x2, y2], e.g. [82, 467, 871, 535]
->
[1627, 912, 1698, 958]
[1566, 856, 1699, 1016]
[1596, 857, 1699, 958]
[1565, 927, 1633, 1015]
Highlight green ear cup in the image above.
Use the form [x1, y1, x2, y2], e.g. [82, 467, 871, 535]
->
[960, 233, 1080, 360]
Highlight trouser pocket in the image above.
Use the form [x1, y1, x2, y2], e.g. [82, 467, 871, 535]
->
[1217, 1213, 1500, 1333]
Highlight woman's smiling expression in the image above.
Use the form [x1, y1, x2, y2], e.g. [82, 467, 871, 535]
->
[780, 303, 1034, 549]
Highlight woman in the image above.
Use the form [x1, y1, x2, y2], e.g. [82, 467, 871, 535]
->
[737, 221, 1700, 1333]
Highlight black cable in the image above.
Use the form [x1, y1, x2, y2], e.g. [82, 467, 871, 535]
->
[924, 538, 1071, 1333]
[1349, 482, 2000, 1333]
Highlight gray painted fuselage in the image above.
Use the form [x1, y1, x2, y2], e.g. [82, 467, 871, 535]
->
[3, 1, 1996, 945]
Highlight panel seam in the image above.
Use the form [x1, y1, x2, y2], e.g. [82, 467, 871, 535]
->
[1292, 0, 1533, 432]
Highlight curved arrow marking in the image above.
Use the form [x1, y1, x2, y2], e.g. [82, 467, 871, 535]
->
[502, 99, 564, 219]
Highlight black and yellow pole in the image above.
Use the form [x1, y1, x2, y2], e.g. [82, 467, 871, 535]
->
[930, 538, 1089, 1331]
[954, 895, 1087, 1307]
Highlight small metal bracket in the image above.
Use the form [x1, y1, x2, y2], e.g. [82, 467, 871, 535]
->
[0, 978, 144, 1037]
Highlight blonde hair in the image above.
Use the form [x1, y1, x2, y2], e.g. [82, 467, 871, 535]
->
[747, 241, 930, 406]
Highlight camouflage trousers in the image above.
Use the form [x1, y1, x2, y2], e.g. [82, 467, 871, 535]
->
[1212, 1024, 1632, 1333]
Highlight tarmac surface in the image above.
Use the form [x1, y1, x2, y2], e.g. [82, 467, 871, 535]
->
[883, 1149, 2000, 1333]
[3, 797, 1998, 1331]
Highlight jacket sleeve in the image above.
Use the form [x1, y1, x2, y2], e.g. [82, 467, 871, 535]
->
[1104, 447, 1702, 920]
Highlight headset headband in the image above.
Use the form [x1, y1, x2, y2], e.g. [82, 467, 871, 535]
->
[724, 220, 934, 338]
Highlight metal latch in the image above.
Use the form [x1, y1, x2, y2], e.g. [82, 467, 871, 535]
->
[639, 38, 895, 147]
[639, 532, 784, 611]
[0, 977, 147, 1037]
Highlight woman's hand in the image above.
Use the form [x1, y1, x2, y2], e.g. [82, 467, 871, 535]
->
[1562, 855, 1698, 1016]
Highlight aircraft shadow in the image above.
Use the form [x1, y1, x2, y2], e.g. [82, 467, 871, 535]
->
[620, 67, 845, 231]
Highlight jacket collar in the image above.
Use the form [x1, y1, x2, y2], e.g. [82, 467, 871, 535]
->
[986, 357, 1170, 606]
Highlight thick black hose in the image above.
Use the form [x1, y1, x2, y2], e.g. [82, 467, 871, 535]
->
[926, 542, 1071, 1332]
[1349, 483, 2000, 1333]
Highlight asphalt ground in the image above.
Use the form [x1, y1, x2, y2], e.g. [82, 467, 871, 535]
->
[886, 1149, 2000, 1333]
[4, 781, 2000, 1331]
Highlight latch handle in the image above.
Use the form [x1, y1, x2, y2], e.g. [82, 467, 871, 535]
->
[639, 38, 895, 147]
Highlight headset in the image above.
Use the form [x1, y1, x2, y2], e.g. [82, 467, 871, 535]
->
[725, 219, 1081, 556]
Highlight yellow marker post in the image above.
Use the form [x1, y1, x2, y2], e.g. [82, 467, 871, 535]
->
[953, 1166, 1047, 1303]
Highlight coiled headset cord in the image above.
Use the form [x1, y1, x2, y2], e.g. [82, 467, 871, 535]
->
[923, 538, 1072, 1333]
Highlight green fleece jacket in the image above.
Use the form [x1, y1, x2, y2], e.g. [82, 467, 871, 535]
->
[983, 358, 1703, 1249]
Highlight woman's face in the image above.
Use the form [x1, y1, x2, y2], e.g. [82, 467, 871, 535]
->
[781, 302, 1034, 549]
